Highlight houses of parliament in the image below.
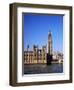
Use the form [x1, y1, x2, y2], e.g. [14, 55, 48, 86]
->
[24, 31, 53, 64]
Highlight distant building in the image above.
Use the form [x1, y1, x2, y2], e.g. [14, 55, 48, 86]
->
[57, 53, 63, 63]
[52, 51, 63, 63]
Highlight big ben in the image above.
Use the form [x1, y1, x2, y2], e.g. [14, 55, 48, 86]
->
[48, 31, 52, 55]
[47, 31, 53, 64]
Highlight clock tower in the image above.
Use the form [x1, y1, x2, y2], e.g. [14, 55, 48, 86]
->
[48, 31, 52, 55]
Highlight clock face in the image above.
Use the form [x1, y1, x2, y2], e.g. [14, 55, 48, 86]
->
[48, 38, 52, 42]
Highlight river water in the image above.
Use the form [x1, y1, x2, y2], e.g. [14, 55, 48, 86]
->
[24, 63, 63, 74]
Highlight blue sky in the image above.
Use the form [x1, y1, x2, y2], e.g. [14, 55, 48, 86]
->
[23, 13, 63, 53]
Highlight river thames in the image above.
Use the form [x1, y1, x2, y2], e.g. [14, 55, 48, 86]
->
[24, 63, 63, 74]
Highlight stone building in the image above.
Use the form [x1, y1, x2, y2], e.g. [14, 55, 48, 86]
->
[24, 31, 53, 64]
[24, 45, 47, 64]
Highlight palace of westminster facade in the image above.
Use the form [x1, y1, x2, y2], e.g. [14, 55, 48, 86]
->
[24, 31, 53, 64]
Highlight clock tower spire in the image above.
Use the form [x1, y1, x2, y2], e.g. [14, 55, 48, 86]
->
[48, 31, 52, 55]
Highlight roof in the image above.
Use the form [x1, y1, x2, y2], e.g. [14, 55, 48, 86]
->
[24, 51, 33, 53]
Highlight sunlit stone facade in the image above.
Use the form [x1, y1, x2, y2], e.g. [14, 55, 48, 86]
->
[24, 45, 47, 64]
[24, 31, 52, 64]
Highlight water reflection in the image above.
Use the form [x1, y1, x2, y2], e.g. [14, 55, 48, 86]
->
[24, 63, 63, 74]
